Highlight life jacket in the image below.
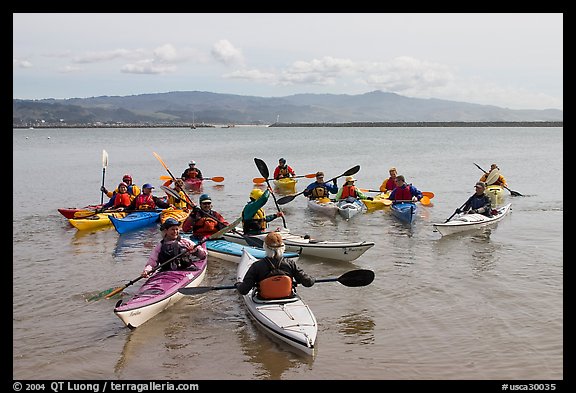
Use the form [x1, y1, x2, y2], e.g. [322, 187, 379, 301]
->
[257, 257, 293, 299]
[393, 185, 412, 201]
[340, 185, 358, 199]
[311, 184, 328, 199]
[190, 210, 219, 237]
[157, 238, 194, 271]
[113, 192, 131, 208]
[277, 166, 291, 178]
[185, 168, 200, 179]
[243, 208, 267, 233]
[384, 177, 396, 191]
[169, 190, 188, 209]
[134, 193, 155, 210]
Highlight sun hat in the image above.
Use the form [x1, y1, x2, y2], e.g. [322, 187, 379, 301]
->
[345, 176, 356, 182]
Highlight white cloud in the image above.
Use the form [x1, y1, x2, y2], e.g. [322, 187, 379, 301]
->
[121, 60, 177, 75]
[73, 48, 146, 63]
[13, 58, 33, 68]
[211, 40, 244, 66]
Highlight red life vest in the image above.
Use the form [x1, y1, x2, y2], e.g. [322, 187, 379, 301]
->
[393, 185, 412, 201]
[134, 193, 155, 210]
[341, 185, 358, 199]
[113, 193, 131, 208]
[385, 177, 397, 191]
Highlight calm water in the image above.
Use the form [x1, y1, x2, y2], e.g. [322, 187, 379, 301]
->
[13, 126, 562, 381]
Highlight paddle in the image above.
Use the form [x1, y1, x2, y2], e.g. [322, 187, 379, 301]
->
[160, 185, 263, 248]
[473, 163, 523, 196]
[254, 158, 287, 228]
[160, 175, 224, 182]
[87, 216, 243, 302]
[276, 165, 361, 205]
[153, 152, 196, 207]
[444, 201, 468, 223]
[359, 188, 434, 199]
[252, 173, 317, 184]
[100, 150, 108, 204]
[178, 268, 375, 295]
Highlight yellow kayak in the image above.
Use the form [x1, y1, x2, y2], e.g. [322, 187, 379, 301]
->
[273, 177, 297, 193]
[68, 211, 128, 231]
[362, 192, 392, 211]
[160, 209, 189, 224]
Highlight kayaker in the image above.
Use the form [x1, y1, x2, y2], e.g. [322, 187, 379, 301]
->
[182, 194, 229, 238]
[334, 176, 373, 201]
[479, 163, 508, 186]
[302, 171, 338, 200]
[141, 218, 207, 277]
[163, 179, 191, 211]
[235, 232, 315, 299]
[457, 181, 492, 217]
[273, 158, 296, 180]
[242, 188, 285, 235]
[108, 182, 132, 210]
[379, 167, 398, 193]
[100, 174, 141, 209]
[388, 175, 423, 202]
[126, 183, 172, 211]
[181, 160, 203, 181]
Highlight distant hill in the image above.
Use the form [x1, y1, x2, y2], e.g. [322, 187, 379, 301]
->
[12, 90, 563, 127]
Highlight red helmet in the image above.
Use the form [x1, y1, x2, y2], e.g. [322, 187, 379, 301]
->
[122, 174, 132, 182]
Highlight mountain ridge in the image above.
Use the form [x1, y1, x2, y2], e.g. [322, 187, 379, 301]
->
[13, 90, 563, 127]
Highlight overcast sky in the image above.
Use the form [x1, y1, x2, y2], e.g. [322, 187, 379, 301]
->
[13, 13, 563, 110]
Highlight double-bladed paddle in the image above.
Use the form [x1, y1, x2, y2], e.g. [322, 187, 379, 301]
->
[254, 158, 287, 228]
[100, 150, 108, 204]
[360, 189, 435, 199]
[87, 216, 243, 302]
[160, 175, 224, 182]
[160, 186, 263, 248]
[178, 269, 375, 295]
[252, 173, 317, 184]
[473, 163, 522, 196]
[276, 165, 361, 205]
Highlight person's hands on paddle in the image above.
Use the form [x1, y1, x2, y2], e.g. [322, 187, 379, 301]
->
[276, 211, 285, 219]
[411, 196, 418, 202]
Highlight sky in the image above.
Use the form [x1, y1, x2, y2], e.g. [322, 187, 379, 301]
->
[13, 13, 563, 110]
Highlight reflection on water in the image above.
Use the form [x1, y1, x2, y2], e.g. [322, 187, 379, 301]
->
[236, 320, 315, 379]
[337, 309, 375, 346]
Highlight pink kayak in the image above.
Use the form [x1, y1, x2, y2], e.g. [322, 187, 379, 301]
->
[113, 243, 208, 328]
[183, 178, 203, 192]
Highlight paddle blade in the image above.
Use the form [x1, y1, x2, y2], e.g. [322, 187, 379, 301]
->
[254, 158, 270, 179]
[343, 165, 361, 177]
[102, 150, 108, 168]
[422, 192, 434, 199]
[153, 152, 169, 171]
[87, 287, 116, 302]
[105, 286, 126, 299]
[315, 269, 375, 287]
[253, 177, 266, 184]
[208, 176, 225, 182]
[277, 195, 296, 205]
[420, 196, 431, 206]
[160, 175, 173, 181]
[303, 173, 317, 178]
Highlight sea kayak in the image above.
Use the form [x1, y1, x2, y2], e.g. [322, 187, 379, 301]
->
[114, 243, 208, 329]
[390, 202, 417, 224]
[433, 203, 512, 237]
[307, 197, 338, 217]
[223, 228, 374, 262]
[237, 248, 317, 356]
[160, 209, 189, 224]
[362, 192, 391, 211]
[273, 178, 297, 194]
[183, 178, 203, 192]
[58, 204, 104, 219]
[198, 238, 300, 263]
[110, 211, 162, 234]
[68, 211, 128, 231]
[336, 198, 366, 220]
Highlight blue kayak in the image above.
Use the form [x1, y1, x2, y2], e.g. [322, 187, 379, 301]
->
[191, 237, 300, 263]
[390, 202, 417, 224]
[110, 211, 162, 234]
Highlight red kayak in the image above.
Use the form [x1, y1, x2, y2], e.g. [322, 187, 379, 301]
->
[183, 178, 203, 192]
[58, 204, 104, 219]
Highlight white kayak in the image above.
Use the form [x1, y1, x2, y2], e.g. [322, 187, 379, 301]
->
[337, 198, 366, 220]
[223, 228, 374, 262]
[237, 249, 318, 356]
[307, 198, 338, 217]
[433, 203, 512, 237]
